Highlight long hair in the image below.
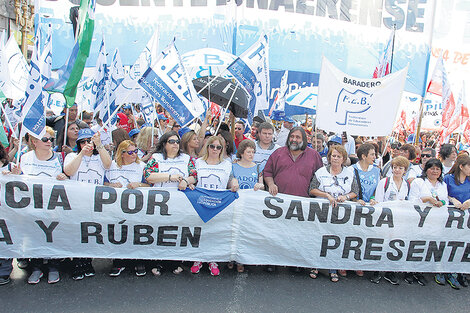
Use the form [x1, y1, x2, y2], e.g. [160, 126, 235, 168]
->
[180, 130, 196, 155]
[155, 131, 181, 160]
[200, 136, 224, 163]
[285, 126, 308, 150]
[420, 158, 444, 182]
[216, 130, 234, 157]
[56, 121, 80, 152]
[135, 126, 158, 151]
[115, 140, 140, 167]
[448, 155, 470, 185]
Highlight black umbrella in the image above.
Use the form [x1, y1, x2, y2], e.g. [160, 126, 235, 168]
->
[192, 76, 249, 118]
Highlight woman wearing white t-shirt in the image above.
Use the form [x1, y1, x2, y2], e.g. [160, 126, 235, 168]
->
[370, 156, 410, 286]
[64, 128, 112, 281]
[7, 126, 67, 285]
[191, 136, 239, 276]
[105, 140, 149, 278]
[144, 131, 197, 277]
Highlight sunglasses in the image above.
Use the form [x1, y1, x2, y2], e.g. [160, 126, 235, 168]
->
[391, 144, 401, 149]
[40, 137, 54, 143]
[235, 127, 243, 130]
[167, 139, 180, 144]
[123, 149, 138, 155]
[421, 154, 432, 158]
[79, 139, 92, 144]
[209, 144, 223, 151]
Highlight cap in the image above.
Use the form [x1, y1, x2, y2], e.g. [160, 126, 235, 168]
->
[157, 114, 168, 121]
[283, 116, 295, 123]
[129, 128, 140, 137]
[76, 128, 95, 142]
[178, 127, 192, 138]
[140, 122, 153, 128]
[328, 135, 342, 145]
[122, 104, 132, 110]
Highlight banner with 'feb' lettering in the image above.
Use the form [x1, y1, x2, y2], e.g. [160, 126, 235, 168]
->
[0, 175, 470, 273]
[316, 57, 408, 136]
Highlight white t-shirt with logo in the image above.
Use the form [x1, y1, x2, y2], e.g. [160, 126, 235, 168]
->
[314, 166, 355, 198]
[105, 161, 145, 187]
[20, 150, 63, 179]
[253, 141, 280, 172]
[151, 153, 191, 188]
[64, 153, 106, 185]
[196, 158, 232, 190]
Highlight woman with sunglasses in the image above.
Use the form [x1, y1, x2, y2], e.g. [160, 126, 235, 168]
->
[144, 131, 197, 276]
[64, 128, 112, 281]
[190, 136, 239, 276]
[309, 144, 360, 282]
[5, 126, 67, 285]
[104, 140, 149, 277]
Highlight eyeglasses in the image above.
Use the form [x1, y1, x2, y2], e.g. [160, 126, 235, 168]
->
[40, 137, 54, 143]
[123, 149, 138, 155]
[209, 144, 223, 151]
[391, 144, 401, 149]
[421, 154, 432, 158]
[235, 127, 243, 130]
[79, 139, 92, 144]
[167, 139, 180, 144]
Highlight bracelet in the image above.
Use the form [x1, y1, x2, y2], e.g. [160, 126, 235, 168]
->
[168, 174, 172, 182]
[370, 196, 375, 200]
[346, 194, 350, 200]
[182, 178, 188, 184]
[96, 144, 104, 150]
[440, 200, 446, 205]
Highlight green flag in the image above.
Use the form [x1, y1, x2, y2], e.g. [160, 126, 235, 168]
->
[62, 0, 96, 107]
[0, 90, 9, 148]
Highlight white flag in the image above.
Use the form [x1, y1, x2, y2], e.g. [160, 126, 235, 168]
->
[316, 57, 407, 136]
[116, 30, 159, 105]
[90, 36, 108, 114]
[100, 48, 125, 125]
[0, 36, 29, 100]
[138, 41, 204, 127]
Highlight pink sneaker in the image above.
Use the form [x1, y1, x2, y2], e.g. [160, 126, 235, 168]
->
[209, 262, 220, 276]
[191, 261, 203, 274]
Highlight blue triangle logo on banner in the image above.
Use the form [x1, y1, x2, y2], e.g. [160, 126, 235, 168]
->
[181, 187, 239, 223]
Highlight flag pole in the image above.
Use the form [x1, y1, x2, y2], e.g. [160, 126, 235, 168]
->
[0, 102, 17, 138]
[63, 107, 70, 147]
[414, 0, 437, 146]
[215, 85, 238, 135]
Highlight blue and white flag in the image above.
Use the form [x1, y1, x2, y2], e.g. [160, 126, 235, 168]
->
[138, 41, 205, 127]
[181, 187, 239, 223]
[269, 70, 288, 117]
[100, 48, 124, 125]
[227, 34, 270, 123]
[21, 35, 46, 138]
[91, 36, 108, 114]
[39, 24, 52, 108]
[284, 87, 317, 116]
[116, 30, 159, 105]
[0, 35, 29, 100]
[139, 93, 156, 124]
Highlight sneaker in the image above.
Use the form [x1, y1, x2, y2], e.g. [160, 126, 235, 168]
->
[457, 274, 468, 287]
[83, 263, 95, 277]
[135, 265, 146, 277]
[404, 272, 414, 284]
[109, 267, 125, 277]
[0, 276, 10, 285]
[17, 259, 29, 269]
[434, 273, 446, 285]
[383, 272, 399, 285]
[173, 266, 184, 275]
[370, 271, 382, 284]
[191, 261, 203, 274]
[72, 264, 84, 281]
[28, 269, 43, 284]
[48, 270, 60, 284]
[209, 262, 220, 276]
[446, 273, 461, 290]
[413, 273, 427, 286]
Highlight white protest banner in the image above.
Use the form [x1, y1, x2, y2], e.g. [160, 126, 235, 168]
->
[0, 36, 29, 100]
[316, 57, 408, 136]
[1, 175, 470, 273]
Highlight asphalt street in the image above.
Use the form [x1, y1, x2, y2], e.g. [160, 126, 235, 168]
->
[1, 259, 468, 313]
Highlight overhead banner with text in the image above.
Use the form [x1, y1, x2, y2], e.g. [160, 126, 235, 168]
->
[0, 175, 469, 273]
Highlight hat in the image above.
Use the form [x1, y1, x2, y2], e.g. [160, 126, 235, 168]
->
[178, 127, 192, 138]
[76, 128, 95, 142]
[129, 128, 140, 138]
[122, 104, 132, 110]
[157, 114, 168, 121]
[205, 131, 212, 138]
[283, 116, 294, 123]
[140, 122, 153, 128]
[328, 135, 342, 145]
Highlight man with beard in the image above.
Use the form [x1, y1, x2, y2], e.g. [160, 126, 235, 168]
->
[264, 126, 323, 197]
[262, 126, 323, 273]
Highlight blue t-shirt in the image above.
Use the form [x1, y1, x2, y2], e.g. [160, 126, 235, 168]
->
[352, 164, 381, 202]
[232, 163, 259, 189]
[444, 174, 470, 204]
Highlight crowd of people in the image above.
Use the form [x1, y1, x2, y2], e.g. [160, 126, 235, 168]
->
[0, 102, 469, 290]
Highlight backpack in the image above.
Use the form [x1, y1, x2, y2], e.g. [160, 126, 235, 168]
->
[352, 167, 363, 200]
[384, 177, 411, 200]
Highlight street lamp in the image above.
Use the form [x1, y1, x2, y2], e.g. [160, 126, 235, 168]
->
[14, 0, 34, 57]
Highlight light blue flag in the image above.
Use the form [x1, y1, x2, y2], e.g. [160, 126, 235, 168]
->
[21, 35, 46, 138]
[100, 48, 124, 125]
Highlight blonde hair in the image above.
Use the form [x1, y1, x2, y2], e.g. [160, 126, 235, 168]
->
[391, 155, 410, 171]
[31, 126, 55, 150]
[135, 127, 158, 150]
[199, 136, 224, 163]
[115, 140, 140, 167]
